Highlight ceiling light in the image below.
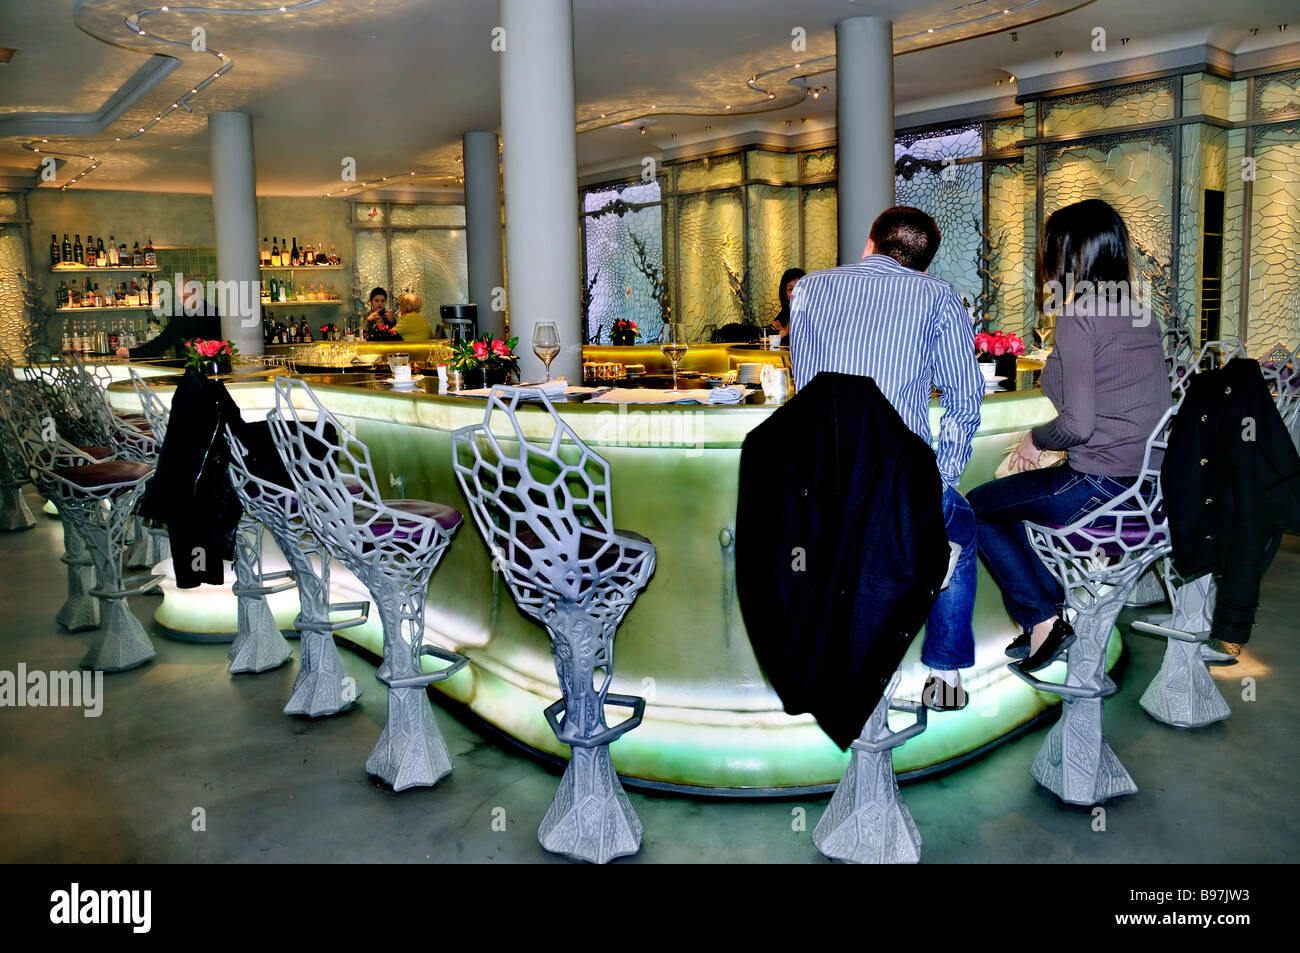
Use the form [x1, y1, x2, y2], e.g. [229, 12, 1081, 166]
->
[161, 5, 169, 10]
[928, 28, 934, 33]
[639, 126, 646, 134]
[767, 92, 775, 100]
[280, 5, 287, 11]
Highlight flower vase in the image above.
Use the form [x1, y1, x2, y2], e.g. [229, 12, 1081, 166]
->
[611, 329, 635, 347]
[994, 353, 1018, 391]
[200, 355, 232, 376]
[462, 367, 486, 390]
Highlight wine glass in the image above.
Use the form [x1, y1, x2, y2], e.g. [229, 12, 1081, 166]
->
[532, 322, 561, 383]
[660, 323, 689, 392]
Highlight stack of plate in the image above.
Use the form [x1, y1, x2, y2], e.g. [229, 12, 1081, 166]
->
[736, 363, 763, 386]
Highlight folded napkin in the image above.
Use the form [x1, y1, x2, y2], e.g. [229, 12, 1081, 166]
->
[707, 386, 746, 404]
[525, 377, 567, 396]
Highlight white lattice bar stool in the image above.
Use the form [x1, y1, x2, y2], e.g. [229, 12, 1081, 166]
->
[452, 386, 656, 863]
[1015, 407, 1176, 805]
[226, 423, 369, 706]
[268, 378, 466, 789]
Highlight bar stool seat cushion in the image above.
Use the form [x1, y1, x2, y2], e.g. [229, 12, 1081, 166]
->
[76, 445, 114, 461]
[1036, 518, 1168, 557]
[54, 460, 152, 491]
[513, 526, 652, 570]
[365, 499, 463, 538]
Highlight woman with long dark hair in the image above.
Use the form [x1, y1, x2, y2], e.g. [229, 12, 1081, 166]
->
[770, 267, 805, 340]
[968, 199, 1171, 672]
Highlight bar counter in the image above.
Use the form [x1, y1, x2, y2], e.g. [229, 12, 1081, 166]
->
[105, 367, 1122, 794]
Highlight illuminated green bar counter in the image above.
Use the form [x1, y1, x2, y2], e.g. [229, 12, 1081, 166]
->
[106, 370, 1121, 794]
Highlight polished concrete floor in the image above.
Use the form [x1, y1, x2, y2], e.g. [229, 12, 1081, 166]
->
[1, 491, 1296, 864]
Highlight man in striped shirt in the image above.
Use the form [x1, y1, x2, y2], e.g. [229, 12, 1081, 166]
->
[789, 206, 984, 710]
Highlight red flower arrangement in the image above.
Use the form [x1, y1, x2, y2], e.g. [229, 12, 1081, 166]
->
[974, 331, 1025, 357]
[611, 318, 639, 335]
[184, 338, 238, 373]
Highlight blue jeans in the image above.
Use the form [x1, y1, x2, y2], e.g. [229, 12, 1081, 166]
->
[967, 465, 1132, 632]
[921, 486, 977, 670]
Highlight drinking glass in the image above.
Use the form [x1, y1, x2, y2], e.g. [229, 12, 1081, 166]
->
[532, 322, 561, 383]
[660, 323, 689, 392]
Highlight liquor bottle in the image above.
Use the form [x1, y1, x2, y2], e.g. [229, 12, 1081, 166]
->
[260, 237, 271, 267]
[290, 237, 299, 267]
[50, 234, 60, 266]
[61, 325, 71, 353]
[118, 241, 128, 266]
[73, 234, 83, 265]
[303, 242, 314, 266]
[271, 237, 281, 267]
[143, 235, 156, 268]
[62, 232, 72, 263]
[108, 235, 120, 267]
[299, 317, 311, 342]
[83, 278, 93, 306]
[132, 241, 143, 267]
[96, 238, 107, 268]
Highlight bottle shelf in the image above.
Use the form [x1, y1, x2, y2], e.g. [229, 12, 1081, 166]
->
[260, 264, 346, 271]
[262, 299, 345, 307]
[51, 266, 161, 273]
[57, 306, 157, 313]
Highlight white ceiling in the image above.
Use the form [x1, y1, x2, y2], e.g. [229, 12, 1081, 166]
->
[0, 0, 1295, 197]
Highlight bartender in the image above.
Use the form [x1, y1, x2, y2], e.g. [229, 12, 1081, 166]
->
[769, 267, 805, 344]
[115, 273, 221, 359]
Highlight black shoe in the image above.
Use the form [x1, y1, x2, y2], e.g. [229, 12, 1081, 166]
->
[922, 674, 968, 711]
[1018, 619, 1076, 673]
[1005, 631, 1032, 659]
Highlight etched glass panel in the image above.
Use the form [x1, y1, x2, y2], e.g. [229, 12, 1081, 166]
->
[388, 205, 466, 227]
[988, 116, 1023, 152]
[390, 228, 468, 322]
[747, 185, 800, 325]
[987, 161, 1027, 334]
[0, 193, 20, 220]
[894, 124, 983, 305]
[353, 203, 385, 225]
[676, 188, 744, 339]
[674, 154, 743, 191]
[353, 229, 389, 308]
[747, 150, 798, 183]
[802, 186, 837, 273]
[801, 148, 836, 180]
[1042, 79, 1176, 137]
[1255, 69, 1300, 119]
[0, 225, 29, 359]
[1248, 122, 1300, 347]
[582, 180, 665, 343]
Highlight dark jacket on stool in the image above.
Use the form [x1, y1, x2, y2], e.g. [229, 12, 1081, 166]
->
[735, 372, 950, 749]
[1163, 358, 1300, 642]
[138, 369, 247, 587]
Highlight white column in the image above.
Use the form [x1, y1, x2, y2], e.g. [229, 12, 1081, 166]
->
[463, 130, 505, 340]
[207, 111, 262, 354]
[836, 17, 895, 265]
[499, 0, 581, 380]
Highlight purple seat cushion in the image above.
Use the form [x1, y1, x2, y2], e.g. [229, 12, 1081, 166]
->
[364, 499, 463, 539]
[75, 445, 113, 461]
[54, 460, 152, 492]
[1036, 518, 1167, 557]
[512, 526, 653, 571]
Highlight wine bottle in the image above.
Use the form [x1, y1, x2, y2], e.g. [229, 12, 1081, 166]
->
[108, 234, 120, 267]
[62, 233, 72, 263]
[271, 237, 281, 267]
[73, 234, 83, 265]
[290, 237, 299, 267]
[50, 234, 60, 266]
[96, 238, 107, 268]
[132, 241, 143, 267]
[143, 235, 156, 268]
[260, 237, 271, 266]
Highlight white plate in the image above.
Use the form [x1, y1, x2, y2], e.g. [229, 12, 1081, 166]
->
[384, 375, 425, 385]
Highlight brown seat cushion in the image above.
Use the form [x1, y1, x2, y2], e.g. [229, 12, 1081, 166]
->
[53, 460, 153, 491]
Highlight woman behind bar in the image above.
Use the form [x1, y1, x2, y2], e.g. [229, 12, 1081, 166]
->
[362, 286, 392, 337]
[769, 267, 805, 342]
[391, 290, 432, 341]
[968, 199, 1171, 672]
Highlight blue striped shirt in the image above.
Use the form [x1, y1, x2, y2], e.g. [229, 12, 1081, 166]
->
[789, 254, 984, 488]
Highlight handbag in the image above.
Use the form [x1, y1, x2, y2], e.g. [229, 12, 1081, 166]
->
[993, 431, 1067, 480]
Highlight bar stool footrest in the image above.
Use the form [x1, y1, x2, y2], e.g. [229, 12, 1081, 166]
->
[544, 692, 645, 749]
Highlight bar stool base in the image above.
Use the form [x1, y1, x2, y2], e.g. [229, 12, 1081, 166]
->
[0, 486, 36, 531]
[365, 685, 453, 792]
[229, 595, 294, 674]
[539, 745, 643, 865]
[57, 526, 99, 632]
[1125, 567, 1166, 607]
[285, 630, 356, 717]
[80, 599, 156, 672]
[1138, 637, 1231, 728]
[1030, 696, 1137, 805]
[814, 750, 923, 864]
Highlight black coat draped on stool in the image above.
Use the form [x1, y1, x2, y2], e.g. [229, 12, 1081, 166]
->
[735, 372, 950, 749]
[1162, 358, 1300, 642]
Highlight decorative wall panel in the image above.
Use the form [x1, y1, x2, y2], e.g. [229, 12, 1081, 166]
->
[1184, 73, 1232, 121]
[802, 186, 837, 273]
[988, 161, 1028, 334]
[0, 225, 27, 360]
[676, 189, 744, 339]
[988, 116, 1023, 152]
[1041, 79, 1176, 137]
[388, 205, 466, 227]
[390, 228, 468, 321]
[354, 229, 389, 305]
[1255, 69, 1300, 119]
[801, 148, 837, 180]
[1221, 127, 1249, 338]
[894, 124, 983, 305]
[1248, 123, 1300, 347]
[0, 195, 19, 219]
[353, 204, 386, 225]
[747, 150, 798, 183]
[582, 180, 665, 343]
[747, 184, 800, 325]
[1177, 124, 1229, 327]
[674, 154, 743, 191]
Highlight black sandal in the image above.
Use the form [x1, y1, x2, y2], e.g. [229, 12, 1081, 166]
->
[1018, 618, 1075, 673]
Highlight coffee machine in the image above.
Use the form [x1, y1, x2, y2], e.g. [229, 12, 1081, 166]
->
[439, 304, 478, 344]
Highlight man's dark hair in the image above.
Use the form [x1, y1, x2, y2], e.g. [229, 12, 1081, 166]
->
[868, 206, 942, 271]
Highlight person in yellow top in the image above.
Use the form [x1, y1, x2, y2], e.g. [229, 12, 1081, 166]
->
[391, 290, 433, 340]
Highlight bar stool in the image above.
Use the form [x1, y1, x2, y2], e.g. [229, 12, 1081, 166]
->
[1131, 560, 1230, 727]
[0, 388, 157, 671]
[267, 378, 467, 789]
[226, 422, 368, 706]
[1261, 342, 1300, 452]
[813, 672, 927, 864]
[1015, 407, 1176, 805]
[0, 440, 36, 532]
[452, 386, 656, 863]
